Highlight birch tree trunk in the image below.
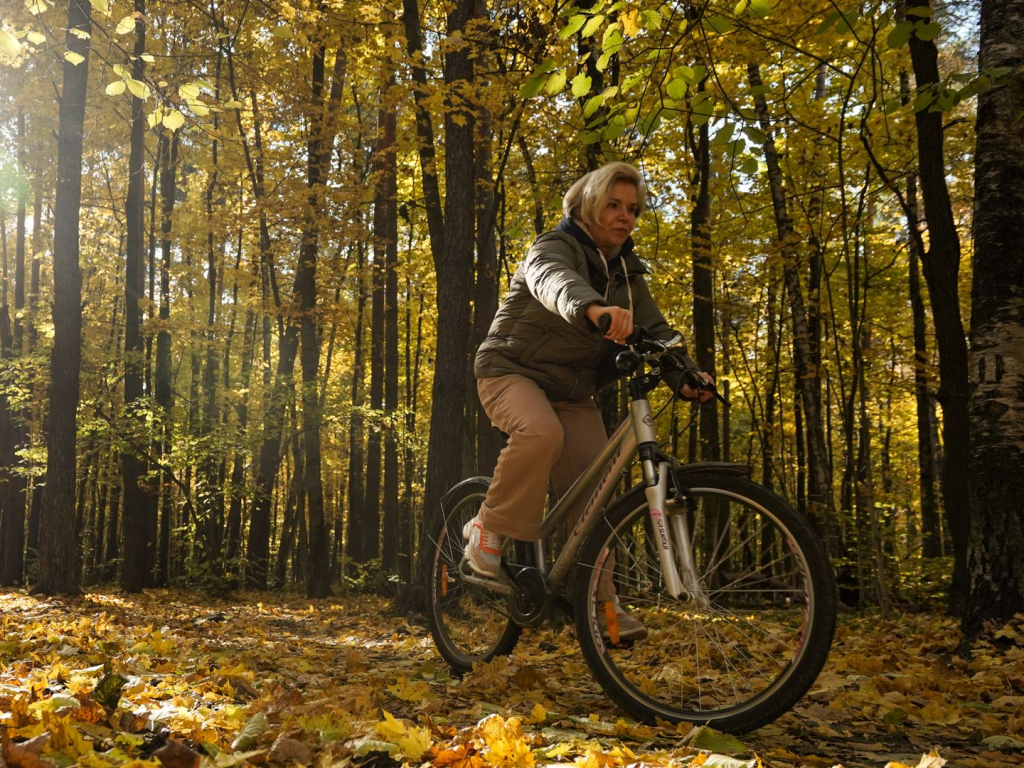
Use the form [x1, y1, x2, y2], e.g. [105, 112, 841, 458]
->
[963, 0, 1024, 638]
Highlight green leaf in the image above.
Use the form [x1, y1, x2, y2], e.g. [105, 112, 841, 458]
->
[223, 99, 244, 109]
[815, 10, 841, 34]
[64, 50, 85, 65]
[162, 110, 185, 130]
[982, 735, 1024, 751]
[640, 9, 662, 29]
[140, 53, 154, 62]
[705, 15, 734, 33]
[688, 726, 748, 756]
[596, 51, 613, 71]
[68, 28, 90, 38]
[905, 5, 932, 16]
[712, 122, 736, 146]
[603, 114, 627, 139]
[835, 10, 859, 33]
[231, 712, 268, 751]
[544, 70, 566, 95]
[583, 93, 605, 117]
[559, 14, 586, 38]
[883, 707, 909, 726]
[91, 669, 129, 709]
[26, 0, 49, 15]
[571, 72, 592, 98]
[0, 29, 22, 57]
[581, 14, 605, 37]
[915, 21, 940, 40]
[734, 0, 749, 14]
[673, 65, 695, 84]
[105, 80, 127, 95]
[147, 108, 164, 128]
[887, 20, 914, 47]
[666, 77, 687, 100]
[882, 97, 902, 114]
[691, 64, 708, 81]
[743, 126, 767, 144]
[27, 31, 46, 44]
[88, 0, 109, 13]
[740, 155, 759, 174]
[521, 74, 548, 98]
[115, 14, 136, 34]
[749, 0, 771, 18]
[913, 89, 936, 112]
[639, 108, 662, 136]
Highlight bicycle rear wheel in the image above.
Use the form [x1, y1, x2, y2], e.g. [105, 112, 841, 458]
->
[424, 477, 526, 672]
[572, 472, 836, 733]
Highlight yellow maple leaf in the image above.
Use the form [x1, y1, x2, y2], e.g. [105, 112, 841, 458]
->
[524, 703, 546, 725]
[476, 715, 535, 768]
[376, 709, 431, 761]
[387, 676, 434, 702]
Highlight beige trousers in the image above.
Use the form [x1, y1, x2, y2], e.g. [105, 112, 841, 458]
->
[476, 374, 607, 541]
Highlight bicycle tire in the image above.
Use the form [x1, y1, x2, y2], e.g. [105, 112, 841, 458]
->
[424, 477, 527, 672]
[572, 472, 836, 733]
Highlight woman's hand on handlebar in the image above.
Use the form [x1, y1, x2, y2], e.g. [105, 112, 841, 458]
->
[587, 304, 633, 343]
[680, 370, 716, 403]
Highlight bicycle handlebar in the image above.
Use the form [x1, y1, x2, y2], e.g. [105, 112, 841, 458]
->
[597, 317, 728, 407]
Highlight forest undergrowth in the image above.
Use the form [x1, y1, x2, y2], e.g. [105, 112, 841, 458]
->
[0, 588, 1021, 768]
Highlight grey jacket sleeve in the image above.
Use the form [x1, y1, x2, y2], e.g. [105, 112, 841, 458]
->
[631, 272, 673, 339]
[523, 233, 605, 330]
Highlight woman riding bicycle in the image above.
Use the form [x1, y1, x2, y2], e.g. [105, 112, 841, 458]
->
[466, 161, 714, 641]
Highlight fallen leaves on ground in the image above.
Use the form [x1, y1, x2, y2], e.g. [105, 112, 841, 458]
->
[0, 591, 1021, 768]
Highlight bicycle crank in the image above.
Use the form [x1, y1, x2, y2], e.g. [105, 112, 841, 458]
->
[504, 564, 550, 628]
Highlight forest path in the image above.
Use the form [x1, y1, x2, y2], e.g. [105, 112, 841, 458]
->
[0, 590, 1020, 768]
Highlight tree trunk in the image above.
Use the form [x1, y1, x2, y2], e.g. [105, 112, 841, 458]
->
[363, 102, 389, 564]
[380, 99, 401, 575]
[198, 75, 225, 578]
[297, 22, 335, 598]
[0, 114, 27, 586]
[905, 0, 971, 614]
[748, 62, 834, 545]
[155, 131, 178, 588]
[35, 0, 91, 595]
[122, 0, 154, 593]
[473, 103, 502, 478]
[344, 241, 368, 566]
[401, 0, 445, 261]
[422, 0, 479, 536]
[691, 90, 719, 464]
[963, 0, 1024, 639]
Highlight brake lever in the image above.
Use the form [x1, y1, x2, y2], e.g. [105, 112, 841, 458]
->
[682, 369, 730, 408]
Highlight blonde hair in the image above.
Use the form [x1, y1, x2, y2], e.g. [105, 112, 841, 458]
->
[562, 162, 648, 227]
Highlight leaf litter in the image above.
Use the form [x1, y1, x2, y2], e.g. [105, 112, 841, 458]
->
[0, 591, 1021, 768]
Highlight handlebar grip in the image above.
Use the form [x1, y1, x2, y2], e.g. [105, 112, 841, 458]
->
[597, 314, 611, 334]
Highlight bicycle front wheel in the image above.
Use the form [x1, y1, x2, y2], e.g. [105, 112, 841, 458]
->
[572, 472, 836, 733]
[424, 477, 525, 672]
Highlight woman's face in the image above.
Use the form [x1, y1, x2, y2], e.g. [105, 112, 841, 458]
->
[589, 181, 639, 254]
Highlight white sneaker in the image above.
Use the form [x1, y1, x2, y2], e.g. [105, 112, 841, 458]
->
[598, 596, 649, 643]
[462, 515, 505, 578]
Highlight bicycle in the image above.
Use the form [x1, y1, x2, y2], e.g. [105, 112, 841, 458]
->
[423, 325, 837, 733]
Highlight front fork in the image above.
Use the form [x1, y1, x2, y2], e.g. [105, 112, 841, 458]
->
[632, 401, 707, 605]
